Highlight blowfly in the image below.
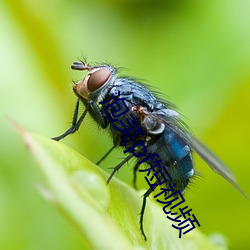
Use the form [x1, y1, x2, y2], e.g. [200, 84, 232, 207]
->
[52, 60, 247, 239]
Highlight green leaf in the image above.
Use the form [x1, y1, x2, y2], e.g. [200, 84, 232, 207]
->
[19, 127, 226, 250]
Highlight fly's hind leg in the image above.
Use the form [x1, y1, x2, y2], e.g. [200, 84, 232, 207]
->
[140, 188, 153, 240]
[133, 162, 140, 189]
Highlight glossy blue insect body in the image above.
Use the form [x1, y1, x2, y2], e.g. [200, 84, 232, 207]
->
[52, 60, 247, 240]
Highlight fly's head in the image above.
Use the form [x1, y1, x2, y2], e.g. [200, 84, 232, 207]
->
[72, 61, 116, 102]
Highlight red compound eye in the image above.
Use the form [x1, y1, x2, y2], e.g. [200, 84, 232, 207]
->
[87, 68, 111, 92]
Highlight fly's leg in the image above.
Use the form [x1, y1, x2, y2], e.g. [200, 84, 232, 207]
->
[132, 145, 148, 188]
[52, 100, 89, 141]
[107, 153, 134, 184]
[140, 188, 153, 240]
[133, 162, 140, 189]
[96, 145, 116, 165]
[89, 100, 107, 129]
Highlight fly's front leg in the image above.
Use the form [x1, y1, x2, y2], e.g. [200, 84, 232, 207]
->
[52, 99, 89, 141]
[89, 100, 108, 129]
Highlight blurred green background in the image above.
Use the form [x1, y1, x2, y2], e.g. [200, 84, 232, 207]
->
[1, 0, 250, 249]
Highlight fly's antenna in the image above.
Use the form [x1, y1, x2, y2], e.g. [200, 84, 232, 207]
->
[71, 61, 89, 71]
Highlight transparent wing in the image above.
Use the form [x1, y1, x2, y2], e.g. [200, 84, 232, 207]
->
[151, 110, 248, 199]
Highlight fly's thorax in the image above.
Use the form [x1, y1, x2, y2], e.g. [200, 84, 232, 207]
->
[73, 64, 117, 102]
